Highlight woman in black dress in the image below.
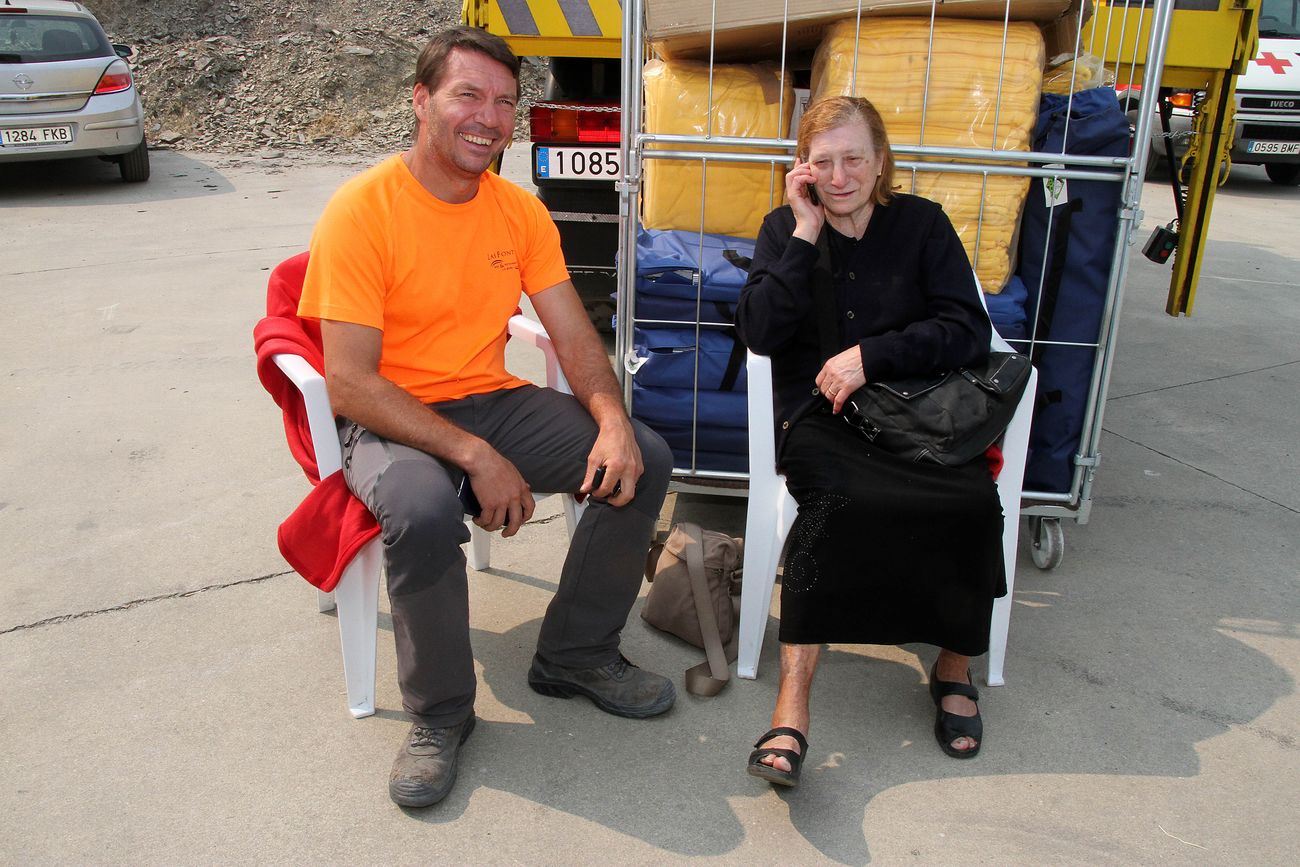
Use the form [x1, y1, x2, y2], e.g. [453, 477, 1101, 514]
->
[736, 96, 1005, 786]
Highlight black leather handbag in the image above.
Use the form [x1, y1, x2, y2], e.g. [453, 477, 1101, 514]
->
[837, 352, 1031, 465]
[811, 235, 1031, 467]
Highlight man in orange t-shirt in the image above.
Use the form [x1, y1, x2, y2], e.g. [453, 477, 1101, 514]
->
[298, 27, 674, 809]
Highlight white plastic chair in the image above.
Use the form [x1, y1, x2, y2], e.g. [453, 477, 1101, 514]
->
[736, 303, 1038, 687]
[272, 315, 586, 718]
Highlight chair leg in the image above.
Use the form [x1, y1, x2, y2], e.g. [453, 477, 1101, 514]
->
[467, 519, 491, 571]
[333, 538, 382, 719]
[562, 495, 586, 540]
[737, 485, 797, 679]
[985, 368, 1036, 688]
[317, 588, 336, 613]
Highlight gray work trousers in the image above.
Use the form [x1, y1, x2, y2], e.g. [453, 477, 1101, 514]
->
[338, 384, 672, 729]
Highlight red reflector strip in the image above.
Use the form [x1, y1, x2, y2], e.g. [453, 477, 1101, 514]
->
[530, 103, 619, 143]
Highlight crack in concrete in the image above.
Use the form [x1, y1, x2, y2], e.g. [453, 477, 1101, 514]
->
[0, 570, 295, 637]
[1, 243, 304, 279]
[1054, 657, 1297, 751]
[1108, 358, 1300, 401]
[1102, 428, 1298, 514]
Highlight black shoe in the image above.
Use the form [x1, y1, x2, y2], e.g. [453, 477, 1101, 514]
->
[747, 726, 808, 788]
[929, 662, 982, 759]
[388, 715, 476, 807]
[528, 652, 676, 718]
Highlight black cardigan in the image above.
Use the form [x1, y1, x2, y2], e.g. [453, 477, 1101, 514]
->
[735, 194, 991, 460]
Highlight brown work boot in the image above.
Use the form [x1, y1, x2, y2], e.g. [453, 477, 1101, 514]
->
[527, 653, 676, 718]
[388, 715, 476, 808]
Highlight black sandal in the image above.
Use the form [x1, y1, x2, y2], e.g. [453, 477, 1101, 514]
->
[929, 662, 983, 759]
[747, 726, 808, 787]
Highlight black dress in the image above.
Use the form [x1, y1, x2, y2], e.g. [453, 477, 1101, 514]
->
[734, 195, 1005, 656]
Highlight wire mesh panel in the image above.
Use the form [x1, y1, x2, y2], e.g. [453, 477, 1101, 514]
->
[615, 0, 1177, 527]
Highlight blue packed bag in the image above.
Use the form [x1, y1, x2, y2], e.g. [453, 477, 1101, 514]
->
[665, 447, 749, 473]
[630, 293, 738, 326]
[1017, 87, 1129, 493]
[985, 275, 1030, 343]
[616, 228, 754, 324]
[631, 382, 748, 430]
[633, 417, 750, 456]
[630, 326, 747, 392]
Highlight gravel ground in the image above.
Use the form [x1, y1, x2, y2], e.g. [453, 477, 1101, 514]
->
[90, 0, 546, 155]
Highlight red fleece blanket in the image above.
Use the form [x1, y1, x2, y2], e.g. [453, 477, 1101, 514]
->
[253, 251, 379, 592]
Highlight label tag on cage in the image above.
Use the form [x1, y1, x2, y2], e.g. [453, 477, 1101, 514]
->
[1042, 165, 1068, 208]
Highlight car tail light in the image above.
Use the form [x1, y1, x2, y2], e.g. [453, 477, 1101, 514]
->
[93, 59, 133, 95]
[530, 103, 620, 144]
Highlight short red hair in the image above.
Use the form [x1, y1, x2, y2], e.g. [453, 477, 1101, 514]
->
[796, 96, 896, 207]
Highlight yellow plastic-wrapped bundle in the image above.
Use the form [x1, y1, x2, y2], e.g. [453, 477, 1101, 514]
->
[1042, 53, 1115, 95]
[642, 59, 794, 239]
[810, 18, 1046, 292]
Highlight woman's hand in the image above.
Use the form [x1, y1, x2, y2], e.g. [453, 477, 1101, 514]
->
[787, 158, 824, 244]
[816, 346, 867, 415]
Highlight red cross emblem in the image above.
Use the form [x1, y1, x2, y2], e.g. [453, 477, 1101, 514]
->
[1254, 51, 1294, 74]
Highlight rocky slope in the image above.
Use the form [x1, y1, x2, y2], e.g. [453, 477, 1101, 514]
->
[90, 0, 544, 154]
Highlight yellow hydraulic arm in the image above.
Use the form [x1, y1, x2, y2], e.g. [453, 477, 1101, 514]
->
[461, 0, 622, 58]
[1087, 0, 1260, 315]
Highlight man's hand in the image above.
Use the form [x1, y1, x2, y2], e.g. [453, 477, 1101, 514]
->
[580, 414, 643, 508]
[320, 319, 535, 532]
[463, 442, 536, 537]
[816, 346, 867, 415]
[530, 282, 646, 508]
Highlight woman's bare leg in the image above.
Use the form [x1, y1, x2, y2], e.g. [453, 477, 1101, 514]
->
[759, 642, 821, 772]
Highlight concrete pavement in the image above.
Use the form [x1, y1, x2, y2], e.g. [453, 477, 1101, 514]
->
[1, 148, 1296, 864]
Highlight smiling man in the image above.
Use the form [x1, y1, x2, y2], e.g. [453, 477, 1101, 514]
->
[298, 27, 675, 809]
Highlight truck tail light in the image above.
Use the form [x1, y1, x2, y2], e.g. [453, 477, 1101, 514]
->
[530, 102, 620, 144]
[93, 59, 133, 95]
[1167, 91, 1194, 109]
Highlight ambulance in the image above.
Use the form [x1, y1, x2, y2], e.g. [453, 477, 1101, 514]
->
[1150, 0, 1300, 185]
[1234, 0, 1300, 184]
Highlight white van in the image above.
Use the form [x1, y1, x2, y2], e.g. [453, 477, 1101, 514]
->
[1231, 0, 1300, 184]
[1137, 0, 1300, 186]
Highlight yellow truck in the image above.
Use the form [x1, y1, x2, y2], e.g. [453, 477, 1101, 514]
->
[461, 0, 625, 326]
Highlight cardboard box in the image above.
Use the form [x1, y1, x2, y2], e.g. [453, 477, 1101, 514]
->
[647, 0, 1075, 61]
[1040, 0, 1094, 61]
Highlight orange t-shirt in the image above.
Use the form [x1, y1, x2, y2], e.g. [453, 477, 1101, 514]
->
[298, 155, 571, 403]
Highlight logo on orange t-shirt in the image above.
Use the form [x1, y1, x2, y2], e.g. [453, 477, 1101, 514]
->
[488, 249, 519, 271]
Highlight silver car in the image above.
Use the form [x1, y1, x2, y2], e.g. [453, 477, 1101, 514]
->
[0, 0, 148, 182]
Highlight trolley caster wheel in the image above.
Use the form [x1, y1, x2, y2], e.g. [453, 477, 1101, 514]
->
[1029, 516, 1064, 571]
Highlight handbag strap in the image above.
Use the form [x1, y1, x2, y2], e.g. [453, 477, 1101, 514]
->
[677, 522, 732, 697]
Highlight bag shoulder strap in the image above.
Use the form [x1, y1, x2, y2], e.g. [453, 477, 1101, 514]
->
[677, 522, 732, 697]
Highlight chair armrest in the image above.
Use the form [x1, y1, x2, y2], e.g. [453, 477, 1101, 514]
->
[508, 314, 571, 395]
[271, 353, 343, 478]
[746, 351, 777, 475]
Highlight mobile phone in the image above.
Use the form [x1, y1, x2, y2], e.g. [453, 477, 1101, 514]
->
[591, 465, 622, 496]
[457, 473, 481, 517]
[806, 182, 820, 206]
